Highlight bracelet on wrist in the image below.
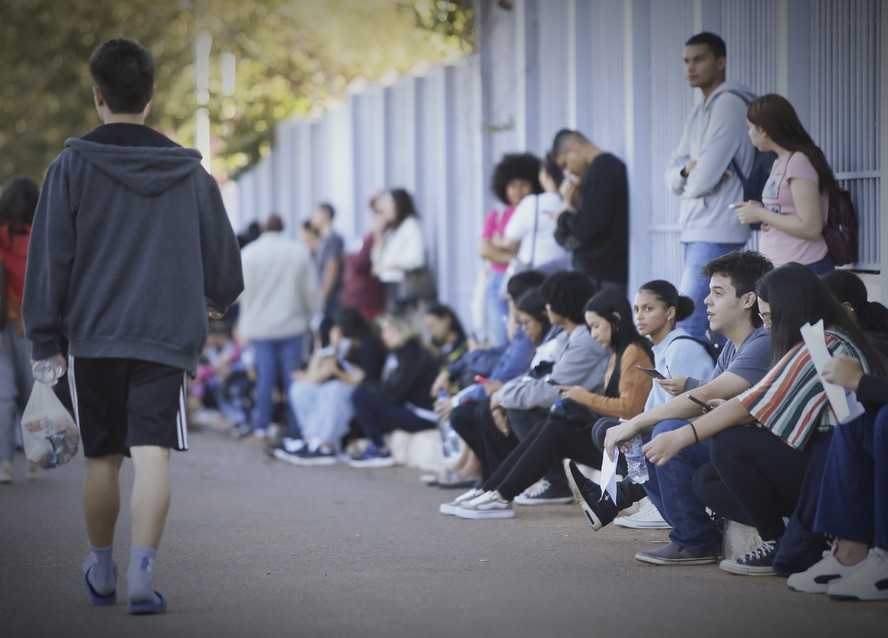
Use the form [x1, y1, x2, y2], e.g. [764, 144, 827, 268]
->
[687, 421, 700, 444]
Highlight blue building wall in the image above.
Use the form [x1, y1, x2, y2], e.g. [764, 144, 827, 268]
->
[230, 0, 886, 324]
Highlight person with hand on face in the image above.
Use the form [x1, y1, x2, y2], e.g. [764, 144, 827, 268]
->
[577, 251, 773, 566]
[731, 94, 837, 274]
[550, 130, 629, 296]
[479, 153, 541, 347]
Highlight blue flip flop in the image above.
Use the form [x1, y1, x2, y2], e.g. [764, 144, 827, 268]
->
[128, 591, 166, 615]
[82, 561, 117, 606]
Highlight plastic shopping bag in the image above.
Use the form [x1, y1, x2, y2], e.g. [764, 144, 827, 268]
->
[20, 381, 80, 469]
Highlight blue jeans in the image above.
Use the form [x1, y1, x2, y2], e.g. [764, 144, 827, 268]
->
[289, 379, 356, 449]
[644, 419, 722, 553]
[805, 253, 835, 275]
[816, 404, 888, 550]
[485, 270, 509, 348]
[678, 241, 746, 342]
[350, 386, 436, 448]
[252, 335, 304, 434]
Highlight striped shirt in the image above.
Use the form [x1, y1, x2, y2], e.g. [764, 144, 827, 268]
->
[738, 330, 870, 450]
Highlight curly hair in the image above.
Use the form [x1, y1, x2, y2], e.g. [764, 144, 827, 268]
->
[540, 271, 596, 325]
[490, 153, 542, 205]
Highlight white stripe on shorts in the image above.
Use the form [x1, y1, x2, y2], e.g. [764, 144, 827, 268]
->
[177, 372, 189, 450]
[67, 355, 81, 433]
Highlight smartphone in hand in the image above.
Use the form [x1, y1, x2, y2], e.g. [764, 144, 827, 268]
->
[474, 375, 491, 385]
[545, 377, 561, 386]
[635, 365, 666, 380]
[687, 395, 713, 413]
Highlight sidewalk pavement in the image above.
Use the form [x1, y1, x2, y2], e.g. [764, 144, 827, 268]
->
[1, 427, 885, 638]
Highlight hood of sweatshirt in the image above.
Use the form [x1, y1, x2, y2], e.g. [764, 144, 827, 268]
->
[65, 137, 203, 197]
[705, 81, 757, 109]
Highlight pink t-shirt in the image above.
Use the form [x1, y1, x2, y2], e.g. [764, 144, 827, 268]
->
[758, 152, 829, 267]
[481, 205, 516, 273]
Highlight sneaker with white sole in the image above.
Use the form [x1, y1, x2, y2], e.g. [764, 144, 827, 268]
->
[348, 444, 395, 468]
[787, 545, 867, 594]
[454, 491, 514, 519]
[614, 499, 671, 529]
[635, 541, 722, 566]
[828, 547, 888, 601]
[0, 460, 13, 484]
[439, 487, 483, 515]
[563, 460, 618, 531]
[719, 538, 779, 576]
[513, 479, 574, 505]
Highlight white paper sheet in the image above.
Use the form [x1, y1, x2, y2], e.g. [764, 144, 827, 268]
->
[800, 320, 865, 423]
[597, 446, 619, 504]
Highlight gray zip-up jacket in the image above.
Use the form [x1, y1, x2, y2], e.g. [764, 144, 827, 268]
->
[496, 324, 610, 411]
[665, 81, 757, 244]
[24, 125, 244, 375]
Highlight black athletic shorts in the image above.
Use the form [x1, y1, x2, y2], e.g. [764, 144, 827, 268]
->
[67, 357, 189, 457]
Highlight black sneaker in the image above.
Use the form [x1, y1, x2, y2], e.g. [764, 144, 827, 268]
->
[289, 447, 338, 466]
[719, 539, 779, 576]
[563, 460, 618, 531]
[635, 541, 722, 566]
[513, 479, 574, 505]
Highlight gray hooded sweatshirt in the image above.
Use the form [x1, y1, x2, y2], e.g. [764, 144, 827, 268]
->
[664, 81, 757, 244]
[24, 125, 244, 375]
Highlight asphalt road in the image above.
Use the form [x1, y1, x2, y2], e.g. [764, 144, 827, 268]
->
[1, 427, 886, 638]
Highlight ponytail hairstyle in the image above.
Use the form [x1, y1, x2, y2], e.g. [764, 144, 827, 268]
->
[821, 270, 888, 335]
[638, 279, 695, 326]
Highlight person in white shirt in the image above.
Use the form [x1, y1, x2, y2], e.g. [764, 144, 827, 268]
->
[371, 188, 427, 311]
[500, 154, 571, 274]
[238, 214, 319, 443]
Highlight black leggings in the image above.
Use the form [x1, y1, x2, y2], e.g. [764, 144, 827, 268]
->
[705, 425, 814, 541]
[450, 399, 518, 482]
[484, 416, 603, 501]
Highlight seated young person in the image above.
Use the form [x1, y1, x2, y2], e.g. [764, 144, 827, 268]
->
[447, 287, 552, 484]
[423, 303, 468, 375]
[569, 251, 773, 564]
[582, 279, 717, 530]
[821, 269, 888, 358]
[787, 356, 888, 601]
[278, 306, 385, 465]
[472, 271, 609, 501]
[348, 314, 440, 468]
[429, 271, 546, 488]
[447, 288, 654, 519]
[644, 263, 887, 576]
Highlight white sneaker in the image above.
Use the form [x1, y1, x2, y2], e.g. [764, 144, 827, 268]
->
[828, 547, 888, 601]
[439, 487, 483, 515]
[614, 499, 671, 529]
[787, 545, 866, 593]
[0, 460, 13, 484]
[454, 490, 514, 519]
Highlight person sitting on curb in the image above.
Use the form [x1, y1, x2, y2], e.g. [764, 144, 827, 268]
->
[786, 355, 888, 601]
[567, 251, 773, 566]
[643, 264, 886, 577]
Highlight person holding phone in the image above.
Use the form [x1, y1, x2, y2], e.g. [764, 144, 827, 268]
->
[568, 251, 773, 566]
[574, 279, 717, 530]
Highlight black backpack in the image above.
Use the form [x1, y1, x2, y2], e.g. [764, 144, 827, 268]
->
[822, 188, 859, 266]
[721, 90, 777, 226]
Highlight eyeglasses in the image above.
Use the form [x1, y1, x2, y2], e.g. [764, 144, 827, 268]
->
[758, 312, 772, 328]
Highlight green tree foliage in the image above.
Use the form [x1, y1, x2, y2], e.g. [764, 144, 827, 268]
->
[0, 0, 474, 185]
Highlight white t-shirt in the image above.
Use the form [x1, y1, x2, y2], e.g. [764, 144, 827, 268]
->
[503, 192, 568, 267]
[372, 216, 426, 283]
